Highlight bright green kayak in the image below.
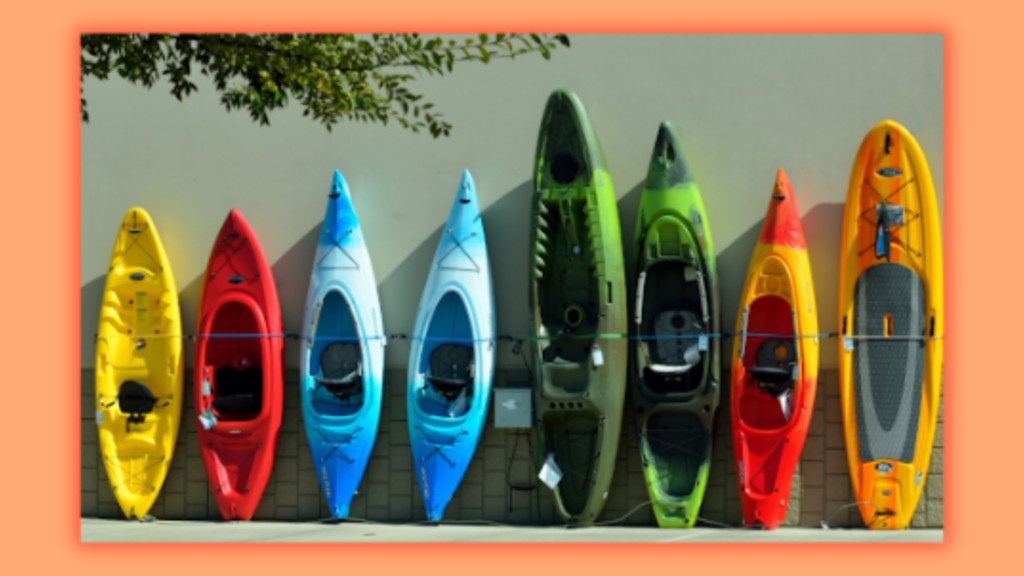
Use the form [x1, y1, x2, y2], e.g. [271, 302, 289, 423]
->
[529, 88, 627, 525]
[631, 122, 721, 527]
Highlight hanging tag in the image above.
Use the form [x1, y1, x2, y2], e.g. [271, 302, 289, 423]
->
[843, 336, 854, 351]
[199, 409, 217, 430]
[698, 335, 708, 351]
[791, 363, 800, 380]
[201, 378, 211, 397]
[591, 345, 604, 367]
[538, 453, 563, 489]
[96, 410, 104, 425]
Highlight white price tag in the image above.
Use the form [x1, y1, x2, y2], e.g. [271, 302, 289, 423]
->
[538, 453, 563, 490]
[199, 409, 217, 430]
[698, 335, 708, 351]
[201, 378, 211, 397]
[96, 410, 103, 425]
[843, 336, 854, 351]
[591, 346, 604, 367]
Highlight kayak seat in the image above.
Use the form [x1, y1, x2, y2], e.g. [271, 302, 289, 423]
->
[425, 344, 474, 400]
[748, 339, 797, 398]
[644, 308, 702, 394]
[118, 380, 157, 430]
[652, 309, 702, 365]
[212, 367, 262, 416]
[315, 342, 363, 399]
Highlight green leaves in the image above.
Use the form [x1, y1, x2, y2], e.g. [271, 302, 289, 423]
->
[81, 33, 570, 137]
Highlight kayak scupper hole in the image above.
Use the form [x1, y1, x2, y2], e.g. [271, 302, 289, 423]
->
[703, 405, 710, 413]
[577, 402, 583, 408]
[559, 402, 565, 409]
[672, 314, 685, 329]
[550, 403, 555, 409]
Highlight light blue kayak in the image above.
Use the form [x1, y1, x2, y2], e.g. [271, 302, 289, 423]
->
[407, 170, 495, 522]
[300, 171, 385, 519]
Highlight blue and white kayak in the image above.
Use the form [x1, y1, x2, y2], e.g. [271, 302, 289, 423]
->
[407, 170, 495, 522]
[300, 171, 385, 519]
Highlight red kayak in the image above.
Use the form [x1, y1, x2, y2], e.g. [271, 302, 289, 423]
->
[194, 209, 283, 521]
[729, 169, 819, 529]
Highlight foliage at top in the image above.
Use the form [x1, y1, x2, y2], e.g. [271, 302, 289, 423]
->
[81, 33, 570, 137]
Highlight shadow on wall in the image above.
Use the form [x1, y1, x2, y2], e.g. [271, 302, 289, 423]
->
[376, 180, 536, 369]
[377, 224, 441, 369]
[270, 222, 320, 368]
[80, 275, 107, 368]
[616, 181, 645, 281]
[713, 215, 763, 369]
[801, 202, 845, 368]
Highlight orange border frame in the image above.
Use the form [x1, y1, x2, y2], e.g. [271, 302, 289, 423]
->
[0, 0, 1005, 573]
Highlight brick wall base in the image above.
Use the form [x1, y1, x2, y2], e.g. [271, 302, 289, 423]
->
[81, 367, 944, 527]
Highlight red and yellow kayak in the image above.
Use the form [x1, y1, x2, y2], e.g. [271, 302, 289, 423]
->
[838, 120, 943, 529]
[730, 168, 818, 529]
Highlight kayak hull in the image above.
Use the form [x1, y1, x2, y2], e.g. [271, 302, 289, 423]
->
[300, 172, 385, 519]
[838, 120, 943, 530]
[529, 89, 627, 525]
[95, 207, 183, 520]
[407, 171, 495, 522]
[194, 209, 283, 521]
[730, 168, 818, 530]
[631, 122, 720, 528]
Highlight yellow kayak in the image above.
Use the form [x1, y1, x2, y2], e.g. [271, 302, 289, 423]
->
[95, 208, 183, 519]
[838, 120, 943, 529]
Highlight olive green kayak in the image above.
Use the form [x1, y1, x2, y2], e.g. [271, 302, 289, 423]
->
[529, 88, 628, 525]
[631, 122, 721, 528]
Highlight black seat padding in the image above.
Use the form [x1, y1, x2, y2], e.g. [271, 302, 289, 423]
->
[211, 394, 260, 415]
[426, 344, 473, 399]
[316, 343, 363, 399]
[212, 367, 263, 416]
[119, 380, 157, 428]
[749, 339, 797, 398]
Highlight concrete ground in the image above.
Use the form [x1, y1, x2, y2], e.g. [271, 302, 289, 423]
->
[81, 518, 942, 543]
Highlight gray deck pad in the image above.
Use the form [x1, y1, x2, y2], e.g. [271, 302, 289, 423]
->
[853, 263, 925, 463]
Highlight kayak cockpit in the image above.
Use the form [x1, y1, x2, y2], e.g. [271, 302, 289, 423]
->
[738, 295, 798, 430]
[634, 213, 710, 399]
[308, 290, 366, 417]
[415, 291, 475, 419]
[205, 302, 265, 422]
